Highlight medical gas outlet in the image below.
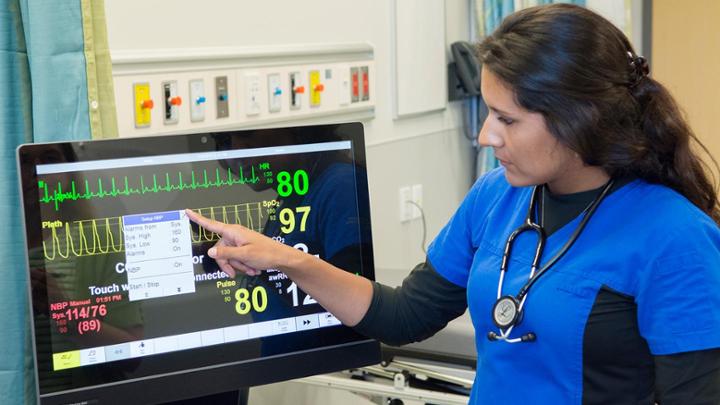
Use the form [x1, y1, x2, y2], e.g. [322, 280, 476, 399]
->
[189, 79, 206, 122]
[162, 81, 182, 125]
[290, 72, 305, 110]
[268, 73, 282, 113]
[215, 76, 229, 119]
[133, 82, 153, 128]
[309, 70, 324, 107]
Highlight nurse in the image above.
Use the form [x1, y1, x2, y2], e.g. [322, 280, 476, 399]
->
[186, 4, 720, 403]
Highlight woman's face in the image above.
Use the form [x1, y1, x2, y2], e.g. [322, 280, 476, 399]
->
[478, 66, 585, 192]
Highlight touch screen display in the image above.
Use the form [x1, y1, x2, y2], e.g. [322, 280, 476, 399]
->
[18, 123, 376, 401]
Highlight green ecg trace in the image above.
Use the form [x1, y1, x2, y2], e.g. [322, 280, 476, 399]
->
[39, 164, 268, 211]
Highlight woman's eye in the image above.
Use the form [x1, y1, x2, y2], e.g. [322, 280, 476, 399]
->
[497, 116, 514, 125]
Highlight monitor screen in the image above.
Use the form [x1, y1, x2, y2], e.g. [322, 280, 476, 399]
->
[17, 122, 379, 404]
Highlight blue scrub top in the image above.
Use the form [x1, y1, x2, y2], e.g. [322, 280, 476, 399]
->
[427, 168, 720, 404]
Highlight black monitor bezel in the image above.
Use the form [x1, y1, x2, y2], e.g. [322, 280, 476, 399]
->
[17, 122, 380, 404]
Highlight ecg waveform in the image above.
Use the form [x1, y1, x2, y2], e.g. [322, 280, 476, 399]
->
[39, 164, 271, 211]
[41, 202, 271, 261]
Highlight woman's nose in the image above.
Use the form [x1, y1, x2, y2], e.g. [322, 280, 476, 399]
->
[478, 117, 502, 148]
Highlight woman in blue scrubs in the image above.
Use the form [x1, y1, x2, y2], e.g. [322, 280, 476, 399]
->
[187, 4, 720, 403]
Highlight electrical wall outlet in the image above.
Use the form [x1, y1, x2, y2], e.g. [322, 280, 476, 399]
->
[399, 184, 423, 222]
[411, 184, 423, 219]
[245, 73, 262, 116]
[338, 67, 351, 106]
[399, 186, 413, 222]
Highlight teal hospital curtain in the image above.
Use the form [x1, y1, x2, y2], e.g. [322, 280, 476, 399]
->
[1, 1, 114, 403]
[474, 0, 586, 177]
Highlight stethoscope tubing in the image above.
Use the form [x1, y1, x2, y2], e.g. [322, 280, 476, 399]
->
[491, 179, 615, 344]
[516, 179, 615, 299]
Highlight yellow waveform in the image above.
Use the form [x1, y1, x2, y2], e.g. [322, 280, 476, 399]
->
[191, 203, 266, 243]
[42, 202, 268, 261]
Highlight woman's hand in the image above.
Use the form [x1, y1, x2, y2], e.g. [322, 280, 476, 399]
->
[185, 209, 302, 278]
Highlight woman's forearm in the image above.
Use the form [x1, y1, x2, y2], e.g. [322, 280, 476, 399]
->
[281, 252, 373, 327]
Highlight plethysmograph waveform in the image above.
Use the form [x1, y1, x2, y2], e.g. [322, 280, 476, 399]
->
[41, 202, 272, 261]
[39, 164, 271, 211]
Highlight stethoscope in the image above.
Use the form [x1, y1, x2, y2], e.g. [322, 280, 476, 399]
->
[488, 179, 615, 343]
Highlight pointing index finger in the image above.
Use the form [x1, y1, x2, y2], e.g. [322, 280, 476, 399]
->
[185, 209, 227, 236]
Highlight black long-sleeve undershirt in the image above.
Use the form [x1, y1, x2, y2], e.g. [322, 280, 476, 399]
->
[353, 260, 466, 346]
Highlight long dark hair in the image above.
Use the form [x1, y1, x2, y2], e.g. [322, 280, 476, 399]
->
[478, 3, 720, 224]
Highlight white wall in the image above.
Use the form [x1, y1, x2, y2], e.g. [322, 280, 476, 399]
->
[104, 1, 473, 404]
[105, 0, 474, 273]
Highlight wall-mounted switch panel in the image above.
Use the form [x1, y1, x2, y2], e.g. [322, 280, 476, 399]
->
[267, 73, 282, 113]
[215, 76, 229, 119]
[361, 66, 370, 101]
[133, 82, 153, 128]
[351, 67, 360, 103]
[189, 79, 206, 122]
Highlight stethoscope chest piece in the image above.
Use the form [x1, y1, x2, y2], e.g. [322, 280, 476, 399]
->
[492, 295, 522, 329]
